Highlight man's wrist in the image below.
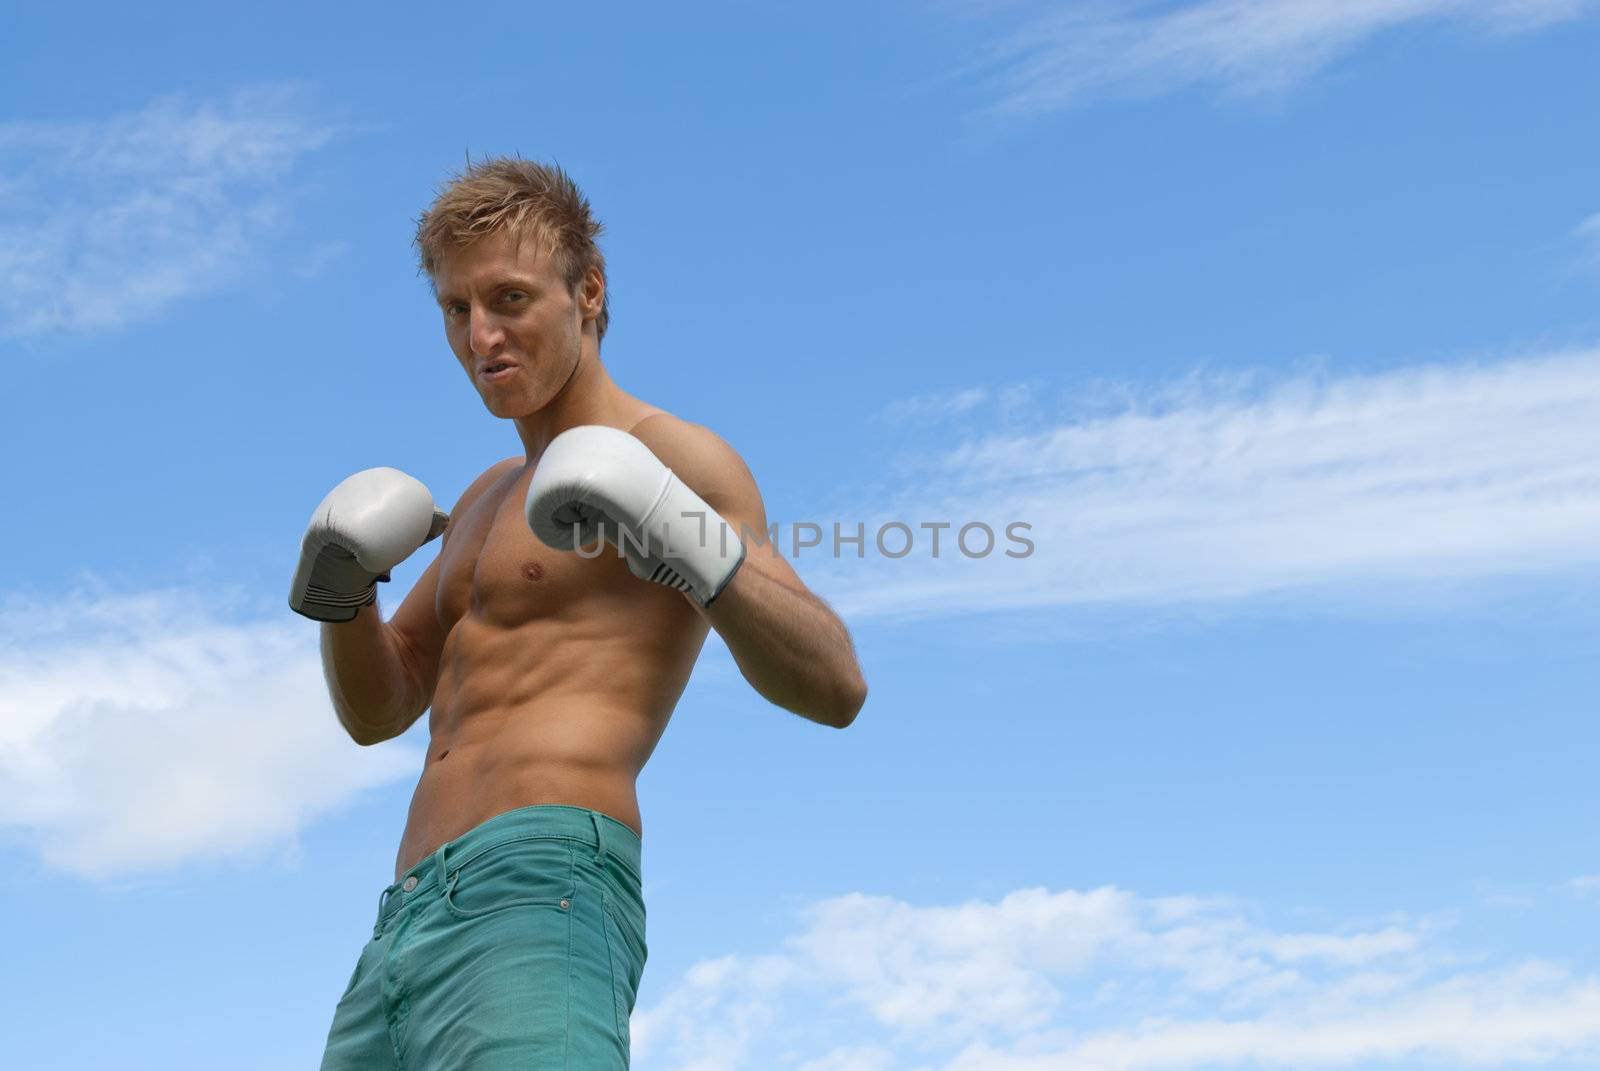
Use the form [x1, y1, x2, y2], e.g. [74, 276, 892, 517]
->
[293, 579, 379, 623]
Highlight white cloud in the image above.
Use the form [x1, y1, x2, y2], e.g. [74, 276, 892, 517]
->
[877, 383, 1042, 428]
[818, 347, 1600, 620]
[880, 387, 992, 424]
[633, 884, 1600, 1070]
[1577, 212, 1600, 269]
[0, 587, 419, 880]
[0, 85, 332, 338]
[1567, 875, 1600, 900]
[795, 1048, 897, 1071]
[633, 952, 800, 1071]
[965, 0, 1596, 116]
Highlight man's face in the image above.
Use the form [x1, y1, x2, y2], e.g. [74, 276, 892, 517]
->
[433, 230, 595, 419]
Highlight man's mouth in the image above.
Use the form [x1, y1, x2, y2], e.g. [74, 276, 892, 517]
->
[480, 362, 517, 380]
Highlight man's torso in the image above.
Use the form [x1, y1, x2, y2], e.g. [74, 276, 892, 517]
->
[393, 417, 709, 880]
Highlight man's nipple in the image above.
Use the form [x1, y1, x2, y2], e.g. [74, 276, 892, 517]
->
[521, 561, 546, 582]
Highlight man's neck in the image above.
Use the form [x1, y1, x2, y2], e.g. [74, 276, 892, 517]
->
[513, 346, 628, 463]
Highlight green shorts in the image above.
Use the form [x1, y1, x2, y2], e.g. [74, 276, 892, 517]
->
[319, 805, 647, 1070]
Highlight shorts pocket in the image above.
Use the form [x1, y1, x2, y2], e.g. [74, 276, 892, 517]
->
[601, 900, 636, 1047]
[337, 952, 364, 1002]
[443, 837, 577, 921]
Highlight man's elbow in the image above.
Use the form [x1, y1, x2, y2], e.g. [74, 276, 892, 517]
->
[825, 672, 868, 729]
[342, 715, 391, 748]
[351, 720, 400, 747]
[336, 701, 414, 747]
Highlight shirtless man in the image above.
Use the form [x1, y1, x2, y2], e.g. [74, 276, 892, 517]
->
[294, 158, 867, 1069]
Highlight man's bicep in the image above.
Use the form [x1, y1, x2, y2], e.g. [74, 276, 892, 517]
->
[385, 552, 446, 717]
[636, 420, 765, 529]
[381, 455, 519, 718]
[629, 415, 803, 585]
[684, 444, 814, 595]
[704, 464, 767, 548]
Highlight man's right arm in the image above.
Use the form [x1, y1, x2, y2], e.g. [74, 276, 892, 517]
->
[316, 458, 520, 745]
[320, 555, 444, 746]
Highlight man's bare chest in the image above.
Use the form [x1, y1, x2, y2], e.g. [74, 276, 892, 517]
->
[434, 471, 611, 628]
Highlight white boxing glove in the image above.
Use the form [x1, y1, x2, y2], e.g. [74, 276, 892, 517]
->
[289, 468, 449, 622]
[525, 425, 746, 606]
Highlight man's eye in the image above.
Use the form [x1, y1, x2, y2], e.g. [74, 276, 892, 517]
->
[446, 304, 467, 316]
[502, 291, 526, 304]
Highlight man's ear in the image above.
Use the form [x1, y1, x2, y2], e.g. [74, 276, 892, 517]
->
[579, 267, 605, 322]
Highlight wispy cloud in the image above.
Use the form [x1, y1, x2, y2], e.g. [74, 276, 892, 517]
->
[0, 587, 419, 880]
[965, 0, 1596, 116]
[877, 383, 1039, 427]
[634, 883, 1600, 1070]
[1576, 211, 1600, 269]
[0, 86, 332, 338]
[879, 386, 992, 424]
[817, 347, 1600, 620]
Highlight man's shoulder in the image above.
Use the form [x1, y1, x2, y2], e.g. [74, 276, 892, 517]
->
[626, 411, 763, 522]
[443, 456, 524, 530]
[627, 411, 745, 477]
[467, 455, 525, 494]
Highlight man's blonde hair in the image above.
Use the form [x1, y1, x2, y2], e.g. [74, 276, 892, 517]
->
[415, 157, 610, 341]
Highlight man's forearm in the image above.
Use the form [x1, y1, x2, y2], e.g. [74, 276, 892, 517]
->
[320, 602, 422, 744]
[702, 554, 867, 728]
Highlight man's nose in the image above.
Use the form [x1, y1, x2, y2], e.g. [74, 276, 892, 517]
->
[469, 310, 504, 357]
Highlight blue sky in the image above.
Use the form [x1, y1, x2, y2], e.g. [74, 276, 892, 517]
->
[2, 2, 1599, 1068]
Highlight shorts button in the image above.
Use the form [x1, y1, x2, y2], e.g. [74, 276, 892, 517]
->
[559, 899, 570, 910]
[402, 876, 419, 892]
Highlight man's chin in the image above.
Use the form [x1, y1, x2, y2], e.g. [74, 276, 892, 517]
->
[483, 394, 545, 421]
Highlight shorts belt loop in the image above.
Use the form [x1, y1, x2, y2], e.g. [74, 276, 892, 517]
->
[590, 809, 608, 865]
[433, 840, 451, 894]
[373, 886, 390, 939]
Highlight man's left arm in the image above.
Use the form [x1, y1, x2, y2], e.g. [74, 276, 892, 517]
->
[632, 416, 868, 729]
